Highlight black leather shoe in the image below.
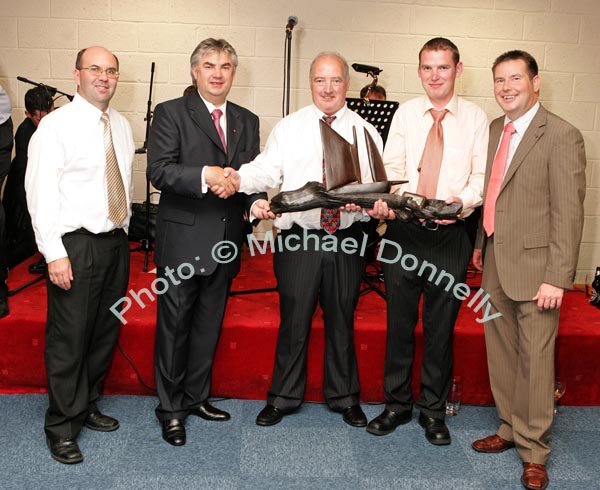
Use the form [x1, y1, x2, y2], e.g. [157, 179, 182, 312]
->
[366, 408, 412, 436]
[84, 411, 119, 432]
[47, 437, 83, 464]
[188, 401, 230, 421]
[256, 404, 292, 426]
[418, 412, 451, 445]
[162, 418, 186, 446]
[0, 298, 8, 318]
[341, 405, 367, 427]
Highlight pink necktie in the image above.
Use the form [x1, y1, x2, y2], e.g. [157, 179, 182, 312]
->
[483, 121, 516, 237]
[416, 108, 448, 198]
[211, 108, 227, 153]
[320, 115, 340, 234]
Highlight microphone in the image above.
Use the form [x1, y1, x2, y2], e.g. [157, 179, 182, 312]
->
[351, 63, 383, 76]
[17, 76, 74, 101]
[286, 15, 298, 32]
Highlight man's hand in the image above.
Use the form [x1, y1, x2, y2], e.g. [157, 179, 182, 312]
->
[472, 248, 483, 271]
[433, 196, 462, 225]
[533, 282, 565, 311]
[367, 199, 396, 220]
[205, 166, 238, 198]
[251, 199, 276, 220]
[48, 257, 73, 291]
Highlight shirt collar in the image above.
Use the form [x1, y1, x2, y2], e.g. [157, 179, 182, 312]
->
[73, 92, 110, 119]
[504, 101, 540, 136]
[420, 94, 458, 117]
[311, 104, 347, 121]
[199, 93, 227, 115]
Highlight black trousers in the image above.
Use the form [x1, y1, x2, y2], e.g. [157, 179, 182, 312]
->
[154, 265, 231, 422]
[382, 219, 471, 419]
[44, 229, 129, 439]
[267, 223, 365, 411]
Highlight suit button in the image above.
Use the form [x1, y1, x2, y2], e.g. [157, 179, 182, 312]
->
[221, 217, 227, 222]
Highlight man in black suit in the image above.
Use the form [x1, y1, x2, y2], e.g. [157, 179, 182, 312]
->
[147, 38, 266, 446]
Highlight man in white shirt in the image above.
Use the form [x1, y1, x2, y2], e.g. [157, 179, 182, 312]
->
[0, 84, 13, 318]
[26, 46, 134, 465]
[229, 52, 383, 427]
[366, 38, 488, 445]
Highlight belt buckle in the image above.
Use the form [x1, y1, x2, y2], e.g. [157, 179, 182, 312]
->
[421, 220, 439, 231]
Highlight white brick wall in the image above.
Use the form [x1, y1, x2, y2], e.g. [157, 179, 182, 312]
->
[0, 0, 598, 280]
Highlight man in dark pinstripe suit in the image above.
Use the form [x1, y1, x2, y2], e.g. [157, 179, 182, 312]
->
[472, 51, 586, 490]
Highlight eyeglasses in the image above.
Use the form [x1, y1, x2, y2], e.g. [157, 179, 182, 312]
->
[79, 65, 120, 79]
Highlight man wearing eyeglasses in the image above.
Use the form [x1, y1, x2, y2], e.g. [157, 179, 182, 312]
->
[25, 46, 135, 465]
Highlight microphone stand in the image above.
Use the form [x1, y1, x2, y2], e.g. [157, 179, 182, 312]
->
[131, 62, 155, 272]
[283, 24, 295, 116]
[16, 76, 73, 102]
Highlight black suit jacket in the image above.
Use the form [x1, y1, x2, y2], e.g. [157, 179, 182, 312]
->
[147, 91, 265, 277]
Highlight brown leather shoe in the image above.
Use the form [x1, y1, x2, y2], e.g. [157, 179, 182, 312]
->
[521, 462, 548, 490]
[472, 434, 515, 453]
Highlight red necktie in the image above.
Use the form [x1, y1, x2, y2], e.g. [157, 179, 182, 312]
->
[320, 115, 340, 234]
[483, 121, 516, 237]
[416, 108, 448, 198]
[211, 108, 227, 153]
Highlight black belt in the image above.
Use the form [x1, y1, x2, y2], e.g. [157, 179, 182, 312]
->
[71, 227, 124, 237]
[407, 218, 464, 232]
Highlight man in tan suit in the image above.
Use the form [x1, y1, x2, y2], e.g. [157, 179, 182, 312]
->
[471, 50, 586, 490]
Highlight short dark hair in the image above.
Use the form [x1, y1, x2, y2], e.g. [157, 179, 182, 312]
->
[360, 84, 386, 99]
[419, 37, 460, 65]
[492, 50, 539, 78]
[24, 87, 53, 114]
[75, 47, 120, 70]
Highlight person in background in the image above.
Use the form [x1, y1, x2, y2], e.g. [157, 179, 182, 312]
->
[359, 84, 386, 101]
[3, 87, 54, 268]
[0, 83, 14, 318]
[26, 46, 135, 464]
[471, 50, 586, 490]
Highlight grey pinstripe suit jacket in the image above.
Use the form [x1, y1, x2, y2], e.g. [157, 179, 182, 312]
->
[476, 104, 586, 301]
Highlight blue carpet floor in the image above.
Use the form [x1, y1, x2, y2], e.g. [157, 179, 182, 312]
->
[1, 395, 599, 489]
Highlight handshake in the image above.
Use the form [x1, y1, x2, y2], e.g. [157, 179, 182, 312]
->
[205, 166, 241, 199]
[204, 166, 275, 220]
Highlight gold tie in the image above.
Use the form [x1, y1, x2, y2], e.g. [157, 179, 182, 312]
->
[416, 108, 448, 199]
[102, 113, 128, 227]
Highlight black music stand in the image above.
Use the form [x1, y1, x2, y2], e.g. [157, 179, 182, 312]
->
[346, 97, 399, 299]
[345, 98, 399, 145]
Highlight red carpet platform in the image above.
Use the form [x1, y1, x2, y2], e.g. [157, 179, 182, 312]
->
[1, 246, 599, 405]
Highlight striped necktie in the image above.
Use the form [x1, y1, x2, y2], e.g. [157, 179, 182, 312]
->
[102, 112, 128, 227]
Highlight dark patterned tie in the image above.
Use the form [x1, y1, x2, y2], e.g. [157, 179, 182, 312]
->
[212, 108, 227, 153]
[102, 113, 127, 227]
[320, 115, 340, 234]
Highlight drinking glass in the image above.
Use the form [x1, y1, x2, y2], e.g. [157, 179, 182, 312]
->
[446, 376, 463, 416]
[554, 378, 566, 415]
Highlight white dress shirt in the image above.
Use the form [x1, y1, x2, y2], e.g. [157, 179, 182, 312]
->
[25, 93, 135, 263]
[500, 101, 540, 177]
[238, 104, 383, 231]
[383, 95, 488, 216]
[200, 93, 228, 193]
[0, 85, 11, 124]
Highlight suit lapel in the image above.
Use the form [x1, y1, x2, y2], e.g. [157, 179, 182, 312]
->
[226, 104, 244, 165]
[483, 117, 504, 196]
[186, 93, 226, 157]
[500, 105, 547, 192]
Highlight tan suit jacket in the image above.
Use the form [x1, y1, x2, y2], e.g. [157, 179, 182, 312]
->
[476, 104, 586, 299]
[477, 103, 586, 464]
